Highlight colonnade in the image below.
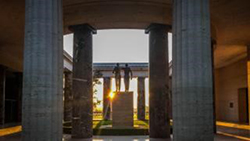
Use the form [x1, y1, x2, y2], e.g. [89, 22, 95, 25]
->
[102, 76, 147, 121]
[63, 74, 147, 122]
[22, 0, 213, 140]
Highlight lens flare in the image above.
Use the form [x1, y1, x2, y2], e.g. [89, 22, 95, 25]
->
[109, 91, 116, 99]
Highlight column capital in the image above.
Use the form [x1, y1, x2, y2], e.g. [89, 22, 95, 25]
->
[145, 23, 171, 34]
[69, 24, 97, 34]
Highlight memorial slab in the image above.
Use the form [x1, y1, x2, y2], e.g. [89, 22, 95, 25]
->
[112, 92, 134, 128]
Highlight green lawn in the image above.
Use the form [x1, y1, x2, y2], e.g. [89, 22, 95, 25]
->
[93, 112, 150, 121]
[64, 120, 149, 129]
[64, 120, 149, 135]
[93, 120, 149, 129]
[63, 120, 175, 135]
[64, 112, 169, 135]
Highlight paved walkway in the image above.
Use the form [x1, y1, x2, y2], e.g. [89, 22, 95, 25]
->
[0, 121, 249, 140]
[0, 134, 244, 141]
[217, 122, 250, 141]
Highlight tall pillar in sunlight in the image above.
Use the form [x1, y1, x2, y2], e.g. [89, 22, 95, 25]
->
[0, 65, 5, 126]
[172, 0, 214, 140]
[64, 71, 73, 122]
[137, 77, 145, 120]
[247, 46, 250, 125]
[103, 77, 111, 120]
[146, 23, 171, 139]
[22, 0, 63, 140]
[70, 24, 96, 138]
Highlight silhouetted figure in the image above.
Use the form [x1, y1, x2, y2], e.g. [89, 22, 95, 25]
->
[123, 64, 133, 92]
[113, 63, 121, 92]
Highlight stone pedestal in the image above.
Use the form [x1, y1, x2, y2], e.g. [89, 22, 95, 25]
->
[112, 92, 133, 128]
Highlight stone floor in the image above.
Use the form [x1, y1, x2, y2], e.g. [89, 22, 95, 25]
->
[217, 126, 250, 139]
[0, 134, 245, 141]
[67, 135, 246, 141]
[0, 122, 249, 141]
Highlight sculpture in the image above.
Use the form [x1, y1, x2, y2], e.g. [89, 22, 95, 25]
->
[112, 63, 121, 92]
[123, 64, 133, 92]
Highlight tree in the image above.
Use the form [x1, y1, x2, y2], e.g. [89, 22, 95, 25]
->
[93, 70, 103, 112]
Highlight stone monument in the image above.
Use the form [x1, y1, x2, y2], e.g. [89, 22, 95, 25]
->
[122, 64, 133, 92]
[112, 92, 134, 128]
[112, 63, 121, 91]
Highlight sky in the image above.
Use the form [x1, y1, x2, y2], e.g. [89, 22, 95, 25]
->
[64, 29, 172, 62]
[63, 29, 172, 108]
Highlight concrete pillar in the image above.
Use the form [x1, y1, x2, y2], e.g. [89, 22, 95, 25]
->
[0, 66, 5, 126]
[172, 0, 214, 140]
[70, 24, 96, 138]
[146, 23, 171, 139]
[64, 71, 73, 122]
[169, 76, 173, 119]
[247, 46, 250, 125]
[103, 77, 111, 120]
[137, 77, 145, 121]
[23, 0, 63, 140]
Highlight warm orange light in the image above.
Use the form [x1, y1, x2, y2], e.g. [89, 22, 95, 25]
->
[217, 131, 250, 141]
[109, 91, 116, 100]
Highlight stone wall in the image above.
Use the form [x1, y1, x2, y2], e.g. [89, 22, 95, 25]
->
[215, 58, 247, 123]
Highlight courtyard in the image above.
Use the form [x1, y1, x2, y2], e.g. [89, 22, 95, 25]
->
[1, 0, 250, 140]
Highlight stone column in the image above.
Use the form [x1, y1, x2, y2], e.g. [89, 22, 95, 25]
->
[137, 77, 145, 121]
[146, 23, 171, 138]
[70, 24, 96, 138]
[169, 76, 172, 119]
[23, 0, 63, 140]
[172, 0, 214, 140]
[247, 46, 250, 125]
[103, 77, 111, 120]
[64, 71, 73, 122]
[0, 66, 5, 126]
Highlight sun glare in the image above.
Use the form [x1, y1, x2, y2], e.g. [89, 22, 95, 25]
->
[109, 91, 116, 100]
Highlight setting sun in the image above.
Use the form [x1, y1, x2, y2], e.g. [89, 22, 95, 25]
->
[109, 91, 116, 100]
